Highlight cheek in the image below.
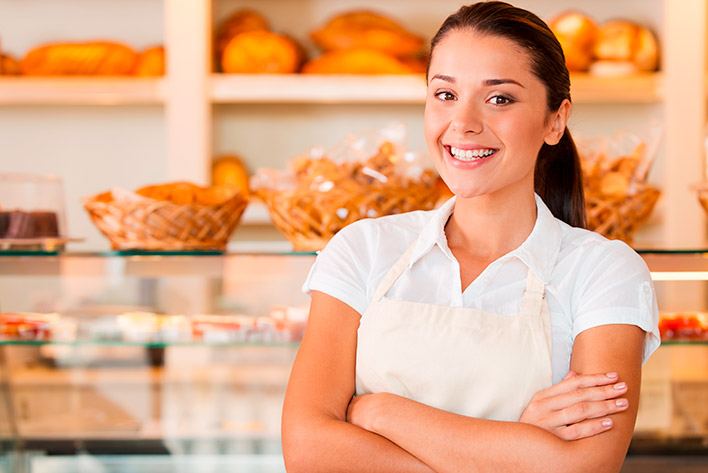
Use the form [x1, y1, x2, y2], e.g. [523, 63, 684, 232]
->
[424, 103, 447, 148]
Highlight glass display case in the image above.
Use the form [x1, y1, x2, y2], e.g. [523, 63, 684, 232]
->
[0, 249, 706, 473]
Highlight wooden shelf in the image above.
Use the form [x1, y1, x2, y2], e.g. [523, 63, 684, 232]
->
[0, 77, 165, 105]
[211, 74, 427, 104]
[570, 72, 663, 104]
[211, 72, 663, 105]
[0, 73, 663, 106]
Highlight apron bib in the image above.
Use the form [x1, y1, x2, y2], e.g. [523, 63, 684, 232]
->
[356, 236, 556, 421]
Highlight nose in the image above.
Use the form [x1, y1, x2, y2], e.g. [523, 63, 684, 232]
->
[450, 102, 483, 134]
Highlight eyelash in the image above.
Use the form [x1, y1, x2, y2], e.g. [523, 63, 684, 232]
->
[433, 91, 515, 106]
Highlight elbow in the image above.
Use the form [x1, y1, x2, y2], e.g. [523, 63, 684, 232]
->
[282, 416, 331, 473]
[553, 441, 625, 473]
[282, 421, 310, 473]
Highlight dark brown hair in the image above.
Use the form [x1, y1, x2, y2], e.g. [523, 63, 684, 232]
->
[429, 1, 586, 228]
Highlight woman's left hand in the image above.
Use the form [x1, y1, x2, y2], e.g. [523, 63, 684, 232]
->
[347, 393, 391, 432]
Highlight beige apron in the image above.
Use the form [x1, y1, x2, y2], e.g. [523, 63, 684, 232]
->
[356, 236, 556, 421]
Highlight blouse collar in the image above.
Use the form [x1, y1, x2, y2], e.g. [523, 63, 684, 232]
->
[408, 193, 563, 283]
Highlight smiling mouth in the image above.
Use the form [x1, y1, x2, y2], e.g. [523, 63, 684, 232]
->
[444, 145, 499, 162]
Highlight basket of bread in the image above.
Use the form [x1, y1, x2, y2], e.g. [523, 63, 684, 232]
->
[84, 182, 248, 251]
[579, 132, 660, 243]
[253, 126, 443, 251]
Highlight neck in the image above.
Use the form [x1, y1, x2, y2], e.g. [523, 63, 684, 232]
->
[445, 182, 537, 260]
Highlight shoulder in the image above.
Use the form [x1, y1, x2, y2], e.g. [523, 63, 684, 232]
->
[555, 222, 649, 278]
[302, 209, 436, 314]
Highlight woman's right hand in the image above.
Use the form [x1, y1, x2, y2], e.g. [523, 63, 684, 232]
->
[519, 370, 630, 441]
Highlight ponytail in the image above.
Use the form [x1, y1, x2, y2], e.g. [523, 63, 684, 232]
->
[534, 128, 586, 228]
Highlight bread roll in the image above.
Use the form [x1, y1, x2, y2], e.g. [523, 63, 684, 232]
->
[302, 48, 414, 74]
[0, 53, 20, 75]
[216, 9, 270, 58]
[134, 46, 165, 76]
[594, 20, 637, 61]
[212, 155, 250, 196]
[21, 41, 138, 76]
[549, 11, 598, 72]
[311, 10, 424, 57]
[633, 27, 659, 72]
[594, 20, 659, 72]
[221, 30, 301, 73]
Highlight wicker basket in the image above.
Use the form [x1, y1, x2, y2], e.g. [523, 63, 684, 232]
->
[84, 191, 248, 251]
[257, 179, 440, 252]
[585, 187, 661, 243]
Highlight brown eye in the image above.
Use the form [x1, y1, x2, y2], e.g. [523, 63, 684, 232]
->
[435, 91, 456, 101]
[489, 95, 513, 105]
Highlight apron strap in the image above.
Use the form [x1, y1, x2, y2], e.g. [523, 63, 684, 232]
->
[518, 270, 546, 317]
[371, 240, 419, 303]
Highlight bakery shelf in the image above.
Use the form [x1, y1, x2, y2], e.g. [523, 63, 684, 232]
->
[0, 77, 165, 105]
[211, 73, 428, 104]
[210, 73, 662, 105]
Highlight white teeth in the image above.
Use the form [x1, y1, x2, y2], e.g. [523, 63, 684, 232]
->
[449, 146, 496, 161]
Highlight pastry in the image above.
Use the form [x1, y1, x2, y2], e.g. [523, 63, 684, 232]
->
[21, 41, 138, 76]
[135, 181, 239, 206]
[0, 53, 21, 75]
[134, 46, 165, 76]
[302, 48, 414, 74]
[221, 30, 301, 73]
[255, 141, 441, 251]
[216, 9, 270, 58]
[549, 11, 598, 72]
[212, 155, 250, 196]
[311, 10, 424, 57]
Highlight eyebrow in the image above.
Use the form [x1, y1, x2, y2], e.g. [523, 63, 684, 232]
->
[430, 74, 525, 88]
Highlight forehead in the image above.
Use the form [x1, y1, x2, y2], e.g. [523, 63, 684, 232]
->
[429, 29, 535, 80]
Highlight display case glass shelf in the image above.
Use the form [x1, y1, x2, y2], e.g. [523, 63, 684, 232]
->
[0, 251, 706, 473]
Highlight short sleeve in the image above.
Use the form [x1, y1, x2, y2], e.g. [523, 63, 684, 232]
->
[571, 240, 660, 363]
[301, 219, 376, 315]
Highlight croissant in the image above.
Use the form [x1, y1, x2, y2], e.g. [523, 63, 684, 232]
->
[311, 10, 424, 57]
[21, 41, 138, 76]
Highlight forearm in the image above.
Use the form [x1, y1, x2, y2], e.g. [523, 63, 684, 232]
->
[370, 395, 580, 473]
[283, 414, 435, 473]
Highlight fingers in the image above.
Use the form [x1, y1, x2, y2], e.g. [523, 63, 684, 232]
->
[534, 372, 620, 401]
[546, 397, 630, 428]
[562, 370, 576, 381]
[555, 417, 616, 441]
[542, 381, 628, 411]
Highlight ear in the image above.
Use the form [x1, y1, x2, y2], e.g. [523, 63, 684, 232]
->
[544, 99, 571, 146]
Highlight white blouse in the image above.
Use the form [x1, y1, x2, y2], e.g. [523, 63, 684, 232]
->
[303, 194, 661, 383]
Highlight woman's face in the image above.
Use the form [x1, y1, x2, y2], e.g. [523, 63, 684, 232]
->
[425, 29, 567, 199]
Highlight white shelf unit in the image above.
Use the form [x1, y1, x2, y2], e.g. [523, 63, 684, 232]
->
[0, 0, 705, 249]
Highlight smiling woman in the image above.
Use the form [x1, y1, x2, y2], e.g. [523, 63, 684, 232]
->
[282, 3, 659, 473]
